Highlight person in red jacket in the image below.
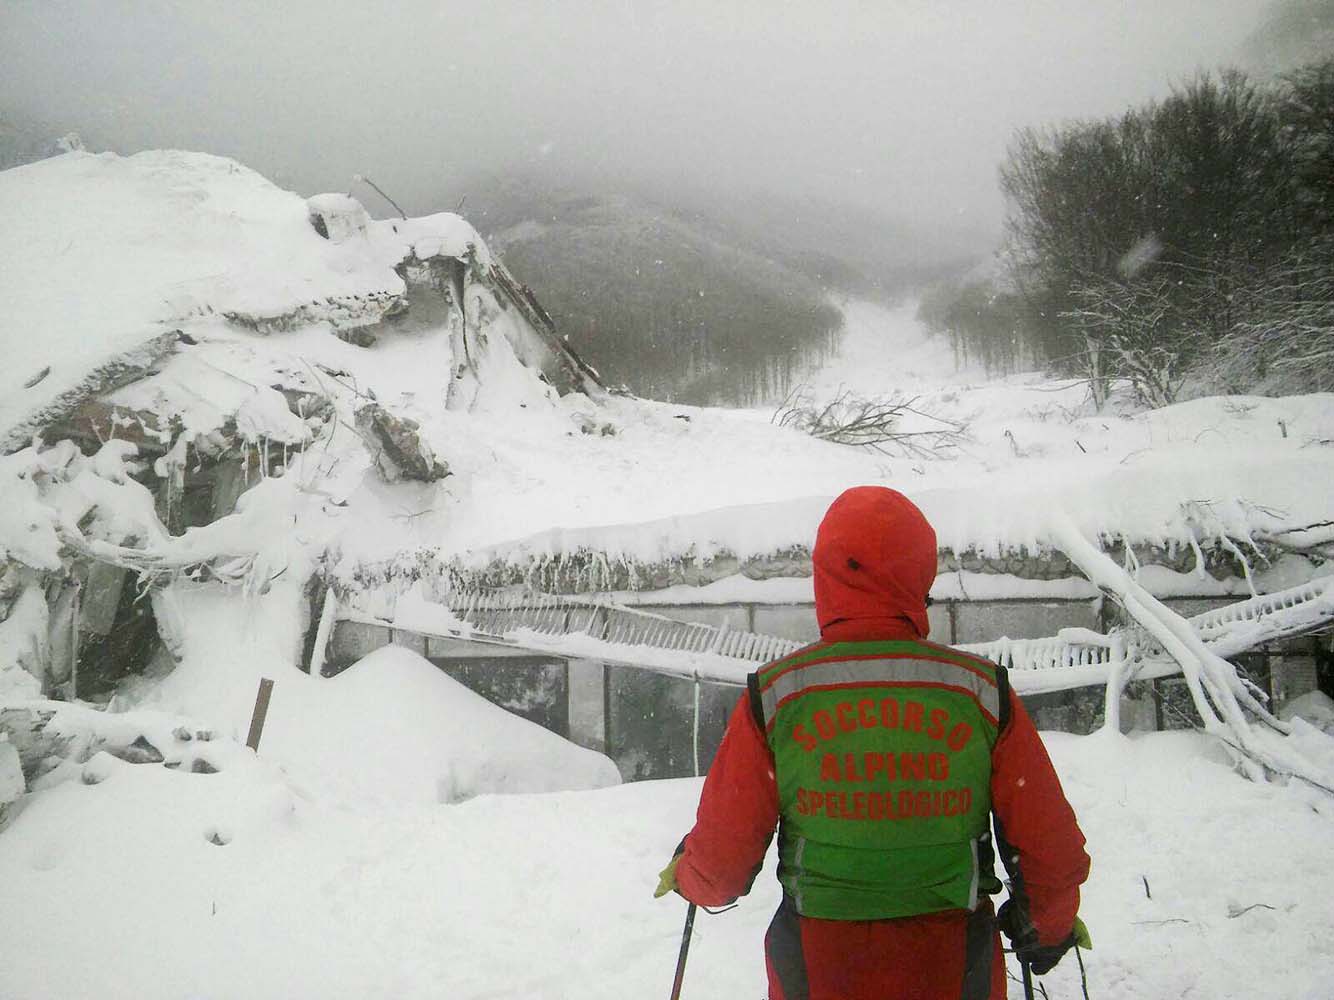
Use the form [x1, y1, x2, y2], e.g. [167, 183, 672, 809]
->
[656, 486, 1090, 1000]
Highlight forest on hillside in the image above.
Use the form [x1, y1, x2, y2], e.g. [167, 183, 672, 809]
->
[490, 196, 843, 408]
[921, 55, 1334, 408]
[486, 192, 844, 406]
[468, 179, 976, 407]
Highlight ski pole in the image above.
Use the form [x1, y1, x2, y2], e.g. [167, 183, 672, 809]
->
[1020, 959, 1035, 1000]
[669, 902, 697, 1000]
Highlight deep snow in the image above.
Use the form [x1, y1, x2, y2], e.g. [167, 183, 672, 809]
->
[114, 586, 620, 808]
[0, 686, 1331, 1000]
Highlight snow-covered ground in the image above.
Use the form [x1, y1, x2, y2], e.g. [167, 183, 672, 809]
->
[1, 666, 1331, 1000]
[462, 297, 1334, 593]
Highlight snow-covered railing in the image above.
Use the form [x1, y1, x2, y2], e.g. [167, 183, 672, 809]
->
[445, 589, 802, 665]
[331, 592, 803, 777]
[331, 574, 1334, 780]
[957, 575, 1333, 694]
[1174, 575, 1334, 657]
[956, 629, 1132, 695]
[331, 588, 802, 689]
[332, 575, 1334, 697]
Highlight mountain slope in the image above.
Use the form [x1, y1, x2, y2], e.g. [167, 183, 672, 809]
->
[465, 177, 841, 404]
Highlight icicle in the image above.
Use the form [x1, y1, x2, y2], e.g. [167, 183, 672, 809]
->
[692, 675, 702, 777]
[1186, 532, 1208, 579]
[1217, 533, 1260, 599]
[1123, 542, 1141, 580]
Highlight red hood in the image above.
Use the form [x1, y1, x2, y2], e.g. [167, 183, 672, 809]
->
[812, 487, 938, 638]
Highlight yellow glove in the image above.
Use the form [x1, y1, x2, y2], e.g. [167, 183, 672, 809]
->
[1073, 915, 1092, 950]
[654, 855, 680, 899]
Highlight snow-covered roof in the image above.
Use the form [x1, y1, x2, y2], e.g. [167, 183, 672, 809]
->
[403, 390, 1334, 596]
[0, 150, 491, 450]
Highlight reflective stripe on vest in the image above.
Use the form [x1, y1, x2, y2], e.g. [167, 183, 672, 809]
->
[758, 641, 1001, 726]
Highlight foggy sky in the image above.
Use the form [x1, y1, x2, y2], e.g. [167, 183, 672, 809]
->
[1, 1, 1268, 240]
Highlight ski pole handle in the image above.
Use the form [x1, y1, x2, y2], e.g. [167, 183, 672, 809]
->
[669, 903, 697, 1000]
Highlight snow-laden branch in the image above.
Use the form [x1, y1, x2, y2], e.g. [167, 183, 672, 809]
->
[772, 386, 968, 458]
[3, 438, 323, 596]
[1049, 511, 1334, 792]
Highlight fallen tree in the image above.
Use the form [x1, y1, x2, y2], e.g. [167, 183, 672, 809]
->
[1050, 511, 1334, 794]
[772, 386, 968, 458]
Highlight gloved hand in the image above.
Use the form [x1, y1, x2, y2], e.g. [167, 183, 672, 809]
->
[998, 900, 1091, 976]
[654, 855, 681, 899]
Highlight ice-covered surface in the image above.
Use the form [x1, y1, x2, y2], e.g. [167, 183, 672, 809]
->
[0, 716, 1330, 999]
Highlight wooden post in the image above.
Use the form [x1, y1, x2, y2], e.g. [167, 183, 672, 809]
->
[246, 678, 275, 751]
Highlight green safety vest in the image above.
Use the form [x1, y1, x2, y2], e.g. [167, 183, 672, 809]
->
[751, 639, 1007, 920]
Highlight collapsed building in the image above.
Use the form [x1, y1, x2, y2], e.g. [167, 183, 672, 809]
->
[0, 150, 602, 706]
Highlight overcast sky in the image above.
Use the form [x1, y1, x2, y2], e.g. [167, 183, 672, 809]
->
[0, 1, 1269, 238]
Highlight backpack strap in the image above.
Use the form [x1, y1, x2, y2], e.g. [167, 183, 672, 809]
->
[995, 662, 1013, 734]
[747, 672, 766, 733]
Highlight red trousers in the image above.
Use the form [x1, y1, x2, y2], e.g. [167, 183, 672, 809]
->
[764, 897, 1007, 1000]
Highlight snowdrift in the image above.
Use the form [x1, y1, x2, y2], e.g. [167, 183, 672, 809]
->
[116, 582, 618, 807]
[0, 723, 1330, 999]
[453, 391, 1334, 591]
[264, 644, 622, 806]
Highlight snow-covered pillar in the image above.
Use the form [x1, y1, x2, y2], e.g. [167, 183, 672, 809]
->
[0, 583, 49, 700]
[0, 736, 24, 820]
[150, 583, 188, 664]
[567, 658, 607, 754]
[1101, 662, 1122, 734]
[307, 587, 339, 679]
[1100, 632, 1130, 734]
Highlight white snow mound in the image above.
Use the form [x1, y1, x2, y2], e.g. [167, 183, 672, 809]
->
[0, 149, 484, 448]
[285, 645, 622, 806]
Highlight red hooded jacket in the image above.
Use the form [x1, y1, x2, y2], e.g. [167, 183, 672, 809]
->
[674, 487, 1090, 1000]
